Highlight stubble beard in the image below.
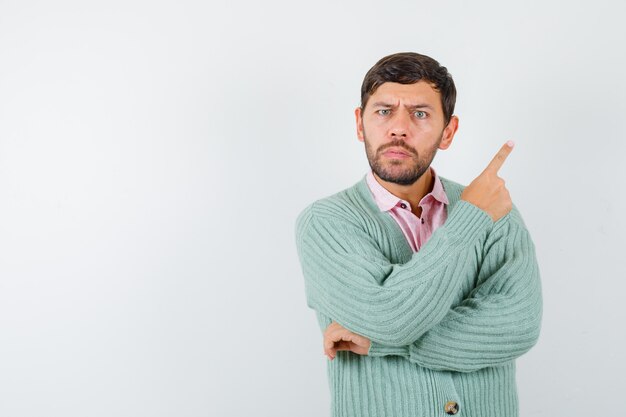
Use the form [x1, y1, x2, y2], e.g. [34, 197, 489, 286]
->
[363, 129, 442, 186]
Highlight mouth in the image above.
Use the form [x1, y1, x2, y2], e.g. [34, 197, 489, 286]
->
[381, 147, 413, 159]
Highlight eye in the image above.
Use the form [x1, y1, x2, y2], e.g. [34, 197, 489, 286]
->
[377, 109, 391, 116]
[414, 110, 427, 119]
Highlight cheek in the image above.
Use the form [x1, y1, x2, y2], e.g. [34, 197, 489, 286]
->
[362, 120, 386, 139]
[365, 117, 386, 130]
[414, 120, 437, 133]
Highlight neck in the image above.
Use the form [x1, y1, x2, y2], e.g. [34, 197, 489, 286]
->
[373, 168, 434, 217]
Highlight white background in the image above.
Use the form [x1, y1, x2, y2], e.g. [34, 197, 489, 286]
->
[1, 0, 625, 416]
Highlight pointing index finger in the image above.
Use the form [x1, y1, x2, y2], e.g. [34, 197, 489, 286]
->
[484, 140, 515, 175]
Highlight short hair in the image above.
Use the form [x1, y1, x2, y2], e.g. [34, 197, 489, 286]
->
[360, 52, 457, 124]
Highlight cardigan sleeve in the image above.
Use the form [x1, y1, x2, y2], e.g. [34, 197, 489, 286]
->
[367, 210, 543, 371]
[295, 199, 493, 347]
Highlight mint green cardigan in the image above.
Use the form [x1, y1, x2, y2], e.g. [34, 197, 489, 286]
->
[295, 175, 542, 417]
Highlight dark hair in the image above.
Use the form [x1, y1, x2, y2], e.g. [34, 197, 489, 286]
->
[360, 52, 457, 124]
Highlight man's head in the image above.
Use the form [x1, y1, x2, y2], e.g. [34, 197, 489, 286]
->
[360, 52, 456, 125]
[356, 52, 459, 186]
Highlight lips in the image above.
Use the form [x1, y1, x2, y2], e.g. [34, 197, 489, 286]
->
[381, 147, 413, 158]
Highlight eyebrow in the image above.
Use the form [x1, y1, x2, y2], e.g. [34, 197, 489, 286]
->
[371, 101, 435, 110]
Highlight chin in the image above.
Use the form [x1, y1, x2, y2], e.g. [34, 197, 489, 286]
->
[378, 171, 421, 186]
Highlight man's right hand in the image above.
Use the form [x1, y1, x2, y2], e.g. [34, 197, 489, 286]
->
[324, 321, 371, 360]
[460, 141, 515, 222]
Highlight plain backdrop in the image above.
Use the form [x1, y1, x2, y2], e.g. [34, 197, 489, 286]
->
[1, 0, 625, 416]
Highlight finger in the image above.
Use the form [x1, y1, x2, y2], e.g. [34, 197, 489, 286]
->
[324, 332, 344, 351]
[324, 326, 338, 342]
[323, 334, 341, 359]
[324, 334, 337, 356]
[324, 321, 344, 340]
[483, 140, 515, 175]
[324, 342, 335, 358]
[327, 326, 369, 351]
[323, 334, 332, 354]
[346, 333, 369, 347]
[324, 330, 350, 358]
[324, 340, 333, 352]
[324, 339, 339, 357]
[324, 335, 344, 360]
[334, 341, 352, 351]
[326, 326, 351, 344]
[324, 330, 341, 346]
[328, 344, 337, 360]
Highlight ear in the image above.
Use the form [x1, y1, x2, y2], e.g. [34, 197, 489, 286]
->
[439, 115, 459, 150]
[355, 107, 365, 142]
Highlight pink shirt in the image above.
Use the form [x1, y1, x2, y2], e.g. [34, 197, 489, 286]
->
[366, 168, 449, 252]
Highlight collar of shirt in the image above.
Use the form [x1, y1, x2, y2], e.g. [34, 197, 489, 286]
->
[365, 167, 449, 213]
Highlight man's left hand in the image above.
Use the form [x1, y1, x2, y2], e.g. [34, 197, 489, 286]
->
[324, 321, 371, 360]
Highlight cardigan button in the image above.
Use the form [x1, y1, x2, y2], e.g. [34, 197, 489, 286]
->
[444, 401, 459, 415]
[400, 203, 407, 209]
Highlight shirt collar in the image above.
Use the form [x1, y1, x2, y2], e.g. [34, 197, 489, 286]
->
[365, 167, 449, 212]
[429, 167, 449, 205]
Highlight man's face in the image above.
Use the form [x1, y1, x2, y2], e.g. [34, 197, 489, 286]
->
[355, 81, 458, 185]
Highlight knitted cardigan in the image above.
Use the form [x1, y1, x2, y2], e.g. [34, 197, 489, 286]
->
[295, 175, 542, 417]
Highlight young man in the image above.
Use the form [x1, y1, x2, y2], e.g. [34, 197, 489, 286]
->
[295, 52, 542, 417]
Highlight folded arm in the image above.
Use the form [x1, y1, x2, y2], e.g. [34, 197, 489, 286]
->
[366, 211, 543, 372]
[296, 199, 492, 346]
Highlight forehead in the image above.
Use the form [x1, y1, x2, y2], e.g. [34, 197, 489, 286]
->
[369, 81, 442, 109]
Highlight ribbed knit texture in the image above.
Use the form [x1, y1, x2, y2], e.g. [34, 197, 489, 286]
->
[295, 175, 542, 417]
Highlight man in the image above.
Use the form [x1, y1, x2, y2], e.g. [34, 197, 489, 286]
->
[295, 52, 542, 417]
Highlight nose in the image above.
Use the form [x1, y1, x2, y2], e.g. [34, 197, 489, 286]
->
[389, 111, 409, 138]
